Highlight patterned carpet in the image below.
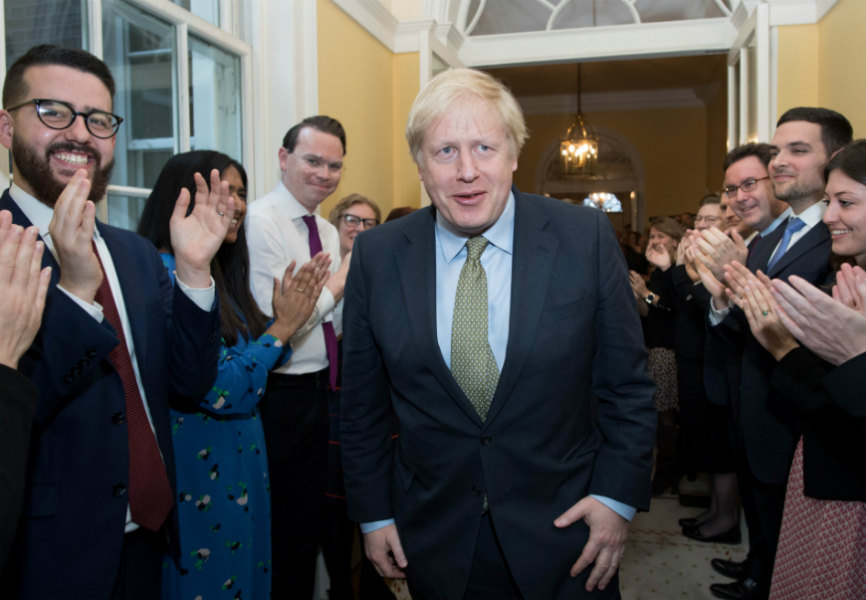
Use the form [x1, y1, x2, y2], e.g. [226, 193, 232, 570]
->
[621, 496, 748, 600]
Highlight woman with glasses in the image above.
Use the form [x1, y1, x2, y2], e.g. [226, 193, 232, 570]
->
[137, 150, 329, 600]
[329, 193, 382, 260]
[721, 140, 865, 599]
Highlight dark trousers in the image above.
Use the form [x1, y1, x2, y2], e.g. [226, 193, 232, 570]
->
[408, 513, 525, 600]
[111, 528, 165, 600]
[260, 369, 330, 599]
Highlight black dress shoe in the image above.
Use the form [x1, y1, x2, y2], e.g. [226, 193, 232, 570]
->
[710, 577, 766, 600]
[682, 523, 741, 544]
[710, 558, 748, 580]
[678, 516, 699, 528]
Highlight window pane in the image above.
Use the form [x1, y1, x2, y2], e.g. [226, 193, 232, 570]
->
[103, 0, 176, 190]
[4, 0, 84, 69]
[189, 36, 242, 160]
[106, 192, 151, 232]
[171, 0, 220, 27]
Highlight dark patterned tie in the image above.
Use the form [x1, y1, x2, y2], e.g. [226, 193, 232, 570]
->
[92, 241, 173, 532]
[450, 236, 499, 421]
[301, 215, 339, 389]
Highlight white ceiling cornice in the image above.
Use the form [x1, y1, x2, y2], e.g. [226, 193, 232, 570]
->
[329, 0, 838, 65]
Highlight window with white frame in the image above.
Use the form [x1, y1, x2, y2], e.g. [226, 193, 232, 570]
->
[2, 0, 250, 231]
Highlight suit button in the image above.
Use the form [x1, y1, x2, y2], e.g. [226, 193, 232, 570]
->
[480, 435, 492, 445]
[113, 484, 127, 497]
[112, 411, 125, 424]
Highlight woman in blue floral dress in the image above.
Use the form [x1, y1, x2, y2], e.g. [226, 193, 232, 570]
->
[138, 151, 329, 599]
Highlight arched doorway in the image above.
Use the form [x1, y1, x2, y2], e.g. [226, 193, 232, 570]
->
[534, 126, 646, 235]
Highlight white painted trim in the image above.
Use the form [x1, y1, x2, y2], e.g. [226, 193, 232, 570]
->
[331, 0, 399, 50]
[767, 0, 840, 26]
[395, 20, 434, 53]
[727, 64, 737, 149]
[739, 47, 749, 144]
[126, 0, 250, 54]
[755, 3, 771, 142]
[177, 23, 192, 152]
[459, 18, 738, 67]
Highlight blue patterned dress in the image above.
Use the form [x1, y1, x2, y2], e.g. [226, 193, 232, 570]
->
[160, 254, 290, 600]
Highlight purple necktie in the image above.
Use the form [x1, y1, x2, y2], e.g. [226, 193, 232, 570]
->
[302, 215, 339, 389]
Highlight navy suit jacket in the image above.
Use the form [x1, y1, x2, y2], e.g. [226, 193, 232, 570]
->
[340, 189, 655, 599]
[0, 189, 220, 598]
[718, 217, 832, 485]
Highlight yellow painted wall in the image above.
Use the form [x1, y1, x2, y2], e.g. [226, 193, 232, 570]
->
[516, 105, 717, 218]
[317, 0, 395, 218]
[777, 0, 866, 137]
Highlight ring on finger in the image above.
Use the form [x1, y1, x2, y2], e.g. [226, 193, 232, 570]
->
[216, 210, 225, 216]
[296, 287, 305, 293]
[762, 309, 769, 316]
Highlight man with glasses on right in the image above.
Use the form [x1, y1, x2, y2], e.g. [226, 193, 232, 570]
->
[246, 115, 351, 597]
[694, 109, 853, 600]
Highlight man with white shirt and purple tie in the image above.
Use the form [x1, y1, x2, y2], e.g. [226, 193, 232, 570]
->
[246, 115, 350, 598]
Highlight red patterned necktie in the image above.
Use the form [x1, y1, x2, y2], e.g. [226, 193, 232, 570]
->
[301, 215, 339, 389]
[92, 241, 173, 531]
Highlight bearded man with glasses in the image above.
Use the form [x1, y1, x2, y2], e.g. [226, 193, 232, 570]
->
[0, 45, 231, 599]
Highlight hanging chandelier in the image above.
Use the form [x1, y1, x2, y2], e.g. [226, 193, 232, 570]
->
[560, 63, 598, 177]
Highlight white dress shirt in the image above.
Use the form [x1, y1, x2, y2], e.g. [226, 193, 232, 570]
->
[245, 180, 342, 375]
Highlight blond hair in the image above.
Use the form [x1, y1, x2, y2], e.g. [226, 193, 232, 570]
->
[405, 68, 527, 165]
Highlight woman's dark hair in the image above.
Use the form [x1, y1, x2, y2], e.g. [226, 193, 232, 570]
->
[138, 150, 267, 346]
[825, 139, 866, 186]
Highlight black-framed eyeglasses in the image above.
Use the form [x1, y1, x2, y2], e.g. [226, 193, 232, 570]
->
[299, 153, 343, 174]
[5, 98, 123, 139]
[722, 176, 769, 197]
[341, 213, 379, 228]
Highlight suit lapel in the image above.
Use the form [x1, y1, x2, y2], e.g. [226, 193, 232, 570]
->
[393, 208, 482, 421]
[766, 221, 830, 277]
[484, 190, 558, 425]
[747, 227, 781, 272]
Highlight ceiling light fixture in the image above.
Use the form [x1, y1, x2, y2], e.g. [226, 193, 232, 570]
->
[560, 62, 598, 177]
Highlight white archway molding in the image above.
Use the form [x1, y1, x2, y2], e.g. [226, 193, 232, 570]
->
[532, 125, 646, 229]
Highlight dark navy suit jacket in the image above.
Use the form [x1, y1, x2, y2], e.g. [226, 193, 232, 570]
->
[0, 189, 220, 598]
[718, 217, 832, 485]
[340, 188, 656, 599]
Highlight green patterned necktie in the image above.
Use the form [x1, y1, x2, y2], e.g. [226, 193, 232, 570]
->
[450, 236, 499, 421]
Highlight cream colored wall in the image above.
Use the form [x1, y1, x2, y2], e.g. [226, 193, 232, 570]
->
[777, 0, 865, 137]
[317, 0, 422, 219]
[517, 105, 717, 218]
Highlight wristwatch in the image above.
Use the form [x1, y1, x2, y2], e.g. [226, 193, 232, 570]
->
[645, 293, 655, 305]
